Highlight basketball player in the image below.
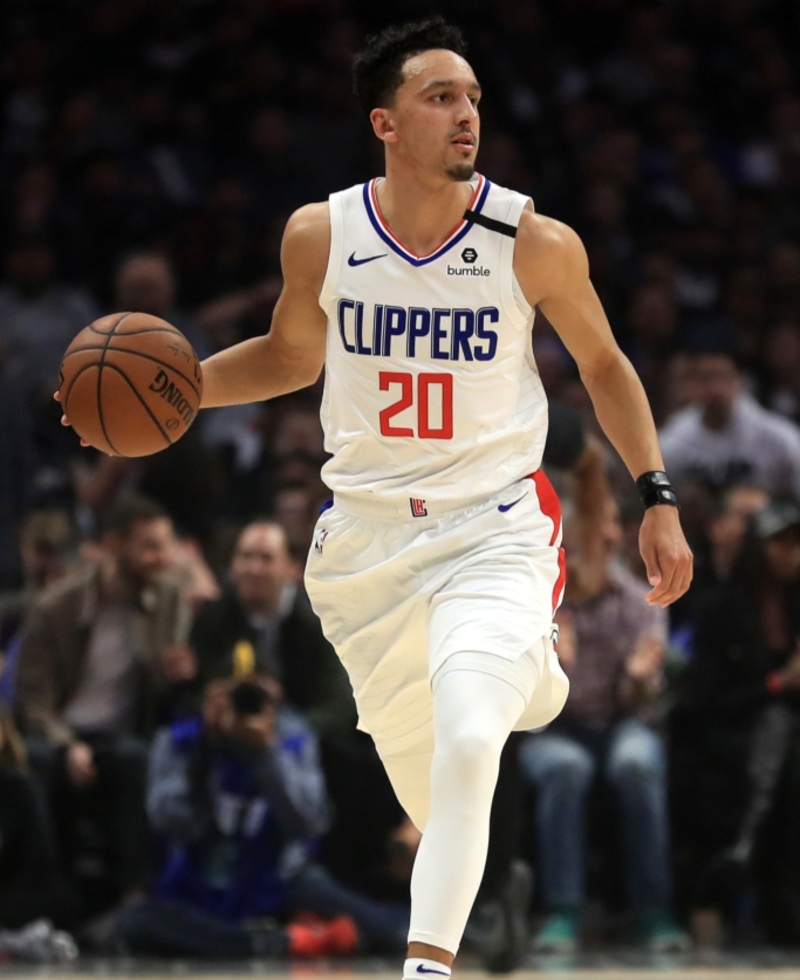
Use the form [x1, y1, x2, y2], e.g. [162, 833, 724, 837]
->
[61, 16, 693, 975]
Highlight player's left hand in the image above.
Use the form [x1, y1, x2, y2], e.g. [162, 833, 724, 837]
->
[639, 505, 693, 607]
[54, 390, 90, 447]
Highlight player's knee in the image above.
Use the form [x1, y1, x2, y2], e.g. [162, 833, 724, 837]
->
[437, 726, 503, 785]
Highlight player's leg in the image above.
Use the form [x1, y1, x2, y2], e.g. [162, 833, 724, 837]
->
[404, 663, 529, 972]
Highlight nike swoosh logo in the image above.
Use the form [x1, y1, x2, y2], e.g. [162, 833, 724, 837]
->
[348, 251, 387, 266]
[416, 968, 450, 976]
[498, 495, 526, 513]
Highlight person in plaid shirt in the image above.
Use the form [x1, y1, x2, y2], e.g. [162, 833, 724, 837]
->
[520, 468, 686, 954]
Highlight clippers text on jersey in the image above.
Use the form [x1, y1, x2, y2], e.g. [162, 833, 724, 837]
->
[337, 298, 499, 361]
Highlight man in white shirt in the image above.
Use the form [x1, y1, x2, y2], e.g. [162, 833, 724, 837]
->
[659, 350, 800, 499]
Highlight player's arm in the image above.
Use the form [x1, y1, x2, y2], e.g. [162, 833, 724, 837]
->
[198, 203, 330, 408]
[514, 212, 693, 607]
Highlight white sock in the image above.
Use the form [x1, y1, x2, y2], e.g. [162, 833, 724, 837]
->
[403, 958, 452, 980]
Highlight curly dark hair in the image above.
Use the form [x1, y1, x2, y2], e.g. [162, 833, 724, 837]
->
[352, 16, 468, 117]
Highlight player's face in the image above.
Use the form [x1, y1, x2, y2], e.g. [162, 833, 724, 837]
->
[375, 49, 481, 181]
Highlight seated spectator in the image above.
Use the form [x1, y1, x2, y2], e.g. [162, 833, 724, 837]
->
[67, 253, 228, 545]
[672, 500, 800, 943]
[0, 508, 77, 705]
[273, 483, 320, 564]
[189, 519, 407, 904]
[114, 676, 408, 957]
[114, 252, 212, 360]
[190, 520, 356, 736]
[0, 706, 80, 935]
[14, 494, 192, 904]
[520, 478, 687, 953]
[468, 405, 607, 973]
[669, 484, 769, 632]
[659, 349, 800, 499]
[0, 235, 97, 393]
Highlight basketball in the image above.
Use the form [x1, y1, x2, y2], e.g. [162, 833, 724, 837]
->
[58, 312, 204, 457]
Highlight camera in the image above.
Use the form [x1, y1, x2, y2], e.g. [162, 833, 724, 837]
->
[230, 681, 273, 717]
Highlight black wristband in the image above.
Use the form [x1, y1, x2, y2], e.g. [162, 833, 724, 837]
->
[636, 470, 680, 510]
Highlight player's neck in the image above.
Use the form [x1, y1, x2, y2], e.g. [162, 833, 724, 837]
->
[376, 167, 475, 257]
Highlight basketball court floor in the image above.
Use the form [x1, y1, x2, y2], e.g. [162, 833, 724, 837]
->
[6, 951, 800, 980]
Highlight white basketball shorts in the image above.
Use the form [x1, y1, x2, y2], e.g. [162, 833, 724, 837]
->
[304, 471, 569, 755]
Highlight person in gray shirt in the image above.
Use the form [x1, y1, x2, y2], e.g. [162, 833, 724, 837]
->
[659, 350, 800, 499]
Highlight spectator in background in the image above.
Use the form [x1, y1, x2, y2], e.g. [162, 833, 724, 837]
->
[272, 483, 319, 563]
[669, 485, 769, 633]
[188, 520, 403, 907]
[672, 500, 800, 943]
[659, 350, 800, 499]
[114, 252, 212, 361]
[0, 508, 76, 706]
[190, 520, 355, 737]
[0, 706, 80, 940]
[0, 236, 96, 545]
[114, 676, 407, 958]
[108, 252, 228, 545]
[1, 509, 74, 638]
[468, 406, 608, 973]
[520, 471, 686, 953]
[0, 236, 97, 391]
[761, 320, 800, 424]
[0, 367, 36, 590]
[15, 494, 192, 903]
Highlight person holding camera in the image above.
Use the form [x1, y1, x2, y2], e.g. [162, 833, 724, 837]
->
[115, 675, 408, 958]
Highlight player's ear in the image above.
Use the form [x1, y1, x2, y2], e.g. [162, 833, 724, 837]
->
[370, 107, 398, 144]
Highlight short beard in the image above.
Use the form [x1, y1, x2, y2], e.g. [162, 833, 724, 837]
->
[446, 162, 475, 182]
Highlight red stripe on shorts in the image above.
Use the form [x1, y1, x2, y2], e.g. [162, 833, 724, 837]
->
[531, 470, 567, 613]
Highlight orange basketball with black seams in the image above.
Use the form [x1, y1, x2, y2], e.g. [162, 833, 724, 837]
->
[58, 312, 204, 457]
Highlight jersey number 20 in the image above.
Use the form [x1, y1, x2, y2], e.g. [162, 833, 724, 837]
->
[379, 371, 453, 440]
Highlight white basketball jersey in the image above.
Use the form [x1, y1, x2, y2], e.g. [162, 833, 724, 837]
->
[317, 173, 548, 501]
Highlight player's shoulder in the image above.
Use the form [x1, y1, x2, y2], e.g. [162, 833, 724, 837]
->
[516, 210, 586, 265]
[281, 202, 331, 279]
[513, 210, 589, 296]
[284, 201, 331, 247]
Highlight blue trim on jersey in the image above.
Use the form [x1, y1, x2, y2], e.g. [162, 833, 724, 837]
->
[362, 178, 491, 268]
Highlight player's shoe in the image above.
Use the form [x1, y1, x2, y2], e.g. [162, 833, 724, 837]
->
[532, 909, 578, 954]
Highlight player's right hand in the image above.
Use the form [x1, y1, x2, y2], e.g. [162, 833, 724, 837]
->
[53, 390, 89, 447]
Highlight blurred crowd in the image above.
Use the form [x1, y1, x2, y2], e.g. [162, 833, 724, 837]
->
[1, 0, 800, 964]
